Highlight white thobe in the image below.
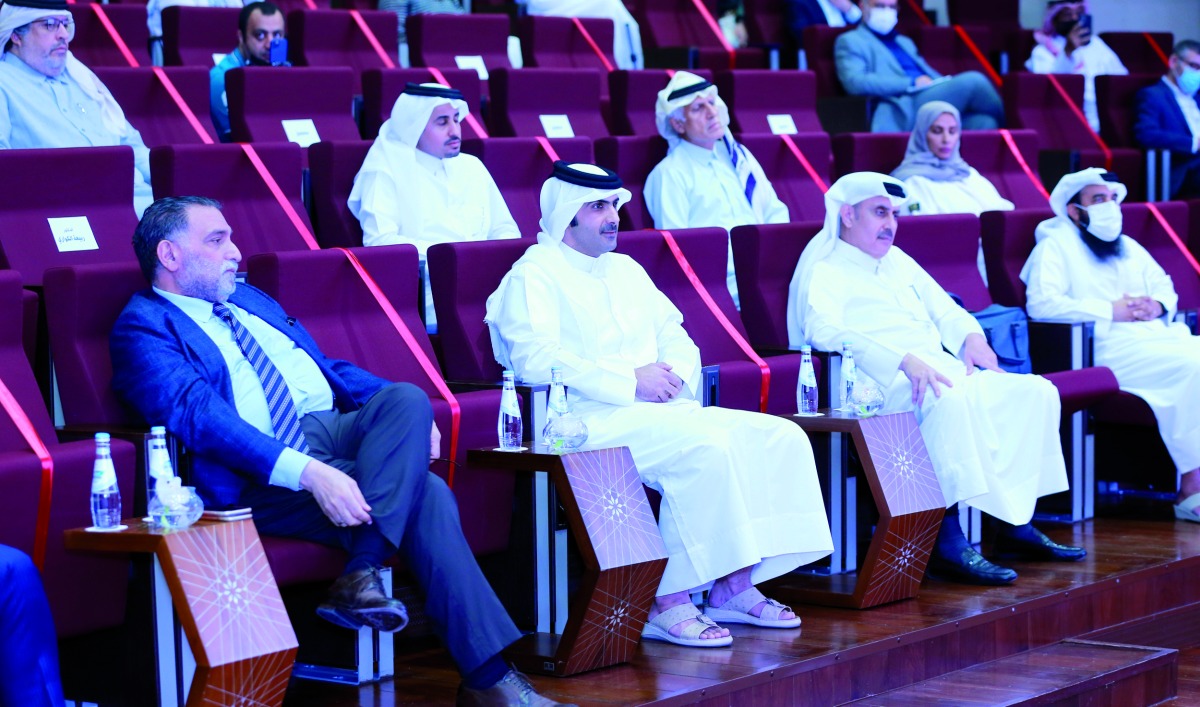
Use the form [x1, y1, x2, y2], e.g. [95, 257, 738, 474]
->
[489, 240, 832, 595]
[1025, 35, 1128, 133]
[351, 150, 520, 327]
[899, 169, 1015, 284]
[1022, 228, 1200, 476]
[525, 0, 644, 70]
[645, 140, 789, 306]
[799, 240, 1068, 524]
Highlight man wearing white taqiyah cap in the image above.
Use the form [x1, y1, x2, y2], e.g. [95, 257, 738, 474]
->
[789, 171, 1084, 586]
[644, 71, 789, 306]
[0, 0, 154, 216]
[1022, 168, 1200, 523]
[487, 162, 832, 649]
[349, 82, 520, 332]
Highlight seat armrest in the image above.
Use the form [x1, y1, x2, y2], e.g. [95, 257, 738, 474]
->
[701, 364, 720, 407]
[1174, 308, 1198, 335]
[1029, 319, 1094, 373]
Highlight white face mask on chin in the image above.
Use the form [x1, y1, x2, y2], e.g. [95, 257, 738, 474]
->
[865, 6, 899, 35]
[1079, 200, 1123, 242]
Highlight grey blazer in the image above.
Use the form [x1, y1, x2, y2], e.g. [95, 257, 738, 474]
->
[834, 23, 941, 132]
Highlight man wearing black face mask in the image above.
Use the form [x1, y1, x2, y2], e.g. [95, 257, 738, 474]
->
[209, 1, 287, 142]
[1022, 168, 1200, 525]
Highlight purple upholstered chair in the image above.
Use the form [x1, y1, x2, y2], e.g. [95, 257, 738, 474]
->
[516, 15, 617, 75]
[287, 9, 399, 95]
[731, 221, 822, 350]
[594, 135, 669, 231]
[360, 68, 483, 140]
[150, 143, 315, 267]
[247, 245, 514, 555]
[737, 132, 832, 222]
[1095, 74, 1164, 150]
[488, 68, 611, 139]
[308, 141, 372, 249]
[911, 25, 996, 78]
[632, 0, 768, 71]
[226, 66, 362, 144]
[406, 14, 511, 85]
[161, 6, 241, 67]
[68, 3, 150, 68]
[607, 69, 713, 136]
[1098, 32, 1174, 76]
[0, 270, 136, 639]
[715, 70, 822, 135]
[91, 67, 219, 146]
[0, 147, 139, 286]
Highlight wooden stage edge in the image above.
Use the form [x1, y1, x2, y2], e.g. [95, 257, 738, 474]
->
[285, 516, 1200, 706]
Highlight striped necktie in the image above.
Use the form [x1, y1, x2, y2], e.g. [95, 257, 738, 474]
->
[212, 302, 310, 453]
[723, 134, 757, 207]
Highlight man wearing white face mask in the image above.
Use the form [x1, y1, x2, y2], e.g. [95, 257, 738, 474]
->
[1022, 168, 1200, 523]
[1135, 40, 1200, 199]
[834, 0, 1004, 133]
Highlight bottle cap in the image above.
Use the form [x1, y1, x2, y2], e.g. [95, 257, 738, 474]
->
[151, 425, 166, 435]
[801, 345, 812, 353]
[842, 342, 853, 348]
[95, 432, 111, 442]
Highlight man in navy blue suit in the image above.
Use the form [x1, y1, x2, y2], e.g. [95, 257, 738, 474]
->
[0, 545, 63, 707]
[785, 0, 861, 46]
[1135, 39, 1200, 199]
[110, 196, 568, 706]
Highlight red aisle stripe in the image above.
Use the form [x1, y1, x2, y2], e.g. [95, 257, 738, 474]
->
[0, 378, 53, 571]
[688, 0, 736, 69]
[953, 25, 1002, 87]
[659, 230, 770, 412]
[1143, 32, 1170, 69]
[152, 68, 213, 144]
[536, 136, 561, 162]
[91, 5, 139, 68]
[1146, 203, 1200, 278]
[239, 144, 320, 250]
[303, 0, 317, 8]
[905, 0, 932, 25]
[779, 134, 828, 193]
[1045, 74, 1112, 169]
[999, 129, 1050, 200]
[425, 66, 489, 138]
[350, 10, 396, 69]
[570, 17, 614, 72]
[337, 249, 461, 486]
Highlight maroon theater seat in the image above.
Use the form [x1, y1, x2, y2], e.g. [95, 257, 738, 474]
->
[460, 137, 594, 238]
[1096, 74, 1163, 150]
[1122, 202, 1200, 310]
[632, 0, 768, 71]
[1099, 32, 1173, 76]
[161, 6, 242, 67]
[517, 15, 617, 73]
[226, 66, 362, 144]
[715, 70, 822, 135]
[91, 66, 219, 146]
[898, 213, 992, 312]
[607, 68, 713, 136]
[803, 25, 854, 97]
[68, 3, 151, 68]
[617, 228, 802, 415]
[488, 68, 610, 139]
[594, 135, 668, 231]
[21, 289, 37, 368]
[427, 238, 534, 383]
[406, 14, 511, 78]
[361, 68, 483, 140]
[309, 140, 372, 248]
[946, 0, 1020, 28]
[287, 9, 399, 95]
[150, 143, 315, 266]
[912, 24, 996, 78]
[248, 246, 514, 555]
[742, 0, 795, 62]
[731, 221, 822, 349]
[0, 147, 139, 286]
[737, 132, 832, 222]
[0, 271, 135, 639]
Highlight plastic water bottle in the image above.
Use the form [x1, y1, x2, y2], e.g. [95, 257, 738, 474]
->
[839, 342, 857, 412]
[798, 346, 819, 416]
[90, 433, 122, 529]
[497, 370, 523, 451]
[146, 426, 173, 525]
[542, 367, 588, 452]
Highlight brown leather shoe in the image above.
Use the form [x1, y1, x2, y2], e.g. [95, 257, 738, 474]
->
[456, 670, 576, 707]
[316, 567, 408, 633]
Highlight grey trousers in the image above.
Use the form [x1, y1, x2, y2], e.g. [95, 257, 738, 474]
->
[243, 383, 520, 675]
[918, 70, 1005, 130]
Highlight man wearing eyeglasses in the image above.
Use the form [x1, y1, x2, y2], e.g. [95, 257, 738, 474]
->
[0, 0, 154, 217]
[210, 1, 287, 142]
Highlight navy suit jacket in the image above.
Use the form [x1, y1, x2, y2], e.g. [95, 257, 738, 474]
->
[1135, 79, 1200, 195]
[785, 0, 857, 44]
[110, 283, 390, 509]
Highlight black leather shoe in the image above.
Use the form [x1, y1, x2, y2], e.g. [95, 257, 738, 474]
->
[456, 670, 577, 707]
[993, 526, 1087, 562]
[316, 567, 408, 633]
[927, 545, 1018, 586]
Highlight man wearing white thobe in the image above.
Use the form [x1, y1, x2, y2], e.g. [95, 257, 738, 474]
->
[645, 71, 789, 307]
[524, 0, 643, 70]
[349, 83, 519, 331]
[487, 161, 832, 648]
[788, 171, 1084, 585]
[1022, 168, 1200, 522]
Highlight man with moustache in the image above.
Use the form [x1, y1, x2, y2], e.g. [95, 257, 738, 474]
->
[644, 71, 788, 305]
[110, 196, 568, 706]
[0, 0, 154, 216]
[1135, 40, 1200, 200]
[1022, 168, 1200, 523]
[350, 82, 519, 331]
[788, 172, 1085, 586]
[210, 2, 287, 142]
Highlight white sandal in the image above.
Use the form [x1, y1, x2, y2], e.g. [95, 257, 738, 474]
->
[1176, 492, 1200, 523]
[641, 602, 733, 648]
[705, 587, 802, 629]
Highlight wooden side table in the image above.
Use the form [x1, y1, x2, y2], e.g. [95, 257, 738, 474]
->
[65, 518, 298, 707]
[469, 446, 667, 676]
[774, 410, 945, 608]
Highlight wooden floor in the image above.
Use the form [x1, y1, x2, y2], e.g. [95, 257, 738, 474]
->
[283, 514, 1200, 706]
